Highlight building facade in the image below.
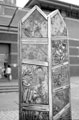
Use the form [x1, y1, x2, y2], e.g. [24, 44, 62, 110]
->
[0, 0, 18, 80]
[0, 0, 16, 5]
[25, 0, 79, 76]
[0, 0, 79, 82]
[0, 0, 16, 14]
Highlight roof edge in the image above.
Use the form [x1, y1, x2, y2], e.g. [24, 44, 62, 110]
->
[25, 0, 79, 12]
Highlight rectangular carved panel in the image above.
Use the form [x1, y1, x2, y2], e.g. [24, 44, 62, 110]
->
[51, 13, 67, 37]
[21, 10, 48, 38]
[22, 44, 48, 62]
[22, 64, 48, 105]
[51, 40, 68, 66]
[53, 88, 69, 116]
[52, 65, 69, 88]
[21, 110, 49, 120]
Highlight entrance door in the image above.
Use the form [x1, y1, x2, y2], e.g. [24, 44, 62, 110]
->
[0, 44, 9, 79]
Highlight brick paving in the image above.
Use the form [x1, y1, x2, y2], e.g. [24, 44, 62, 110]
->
[70, 77, 79, 120]
[0, 110, 19, 120]
[0, 92, 19, 120]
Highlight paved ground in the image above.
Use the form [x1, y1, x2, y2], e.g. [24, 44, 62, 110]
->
[0, 92, 18, 111]
[0, 77, 79, 120]
[70, 77, 79, 120]
[0, 110, 19, 120]
[0, 92, 19, 120]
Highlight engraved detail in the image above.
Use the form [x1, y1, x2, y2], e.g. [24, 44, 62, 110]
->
[22, 64, 48, 104]
[51, 40, 68, 65]
[53, 88, 69, 116]
[22, 44, 48, 62]
[51, 13, 67, 37]
[22, 10, 48, 38]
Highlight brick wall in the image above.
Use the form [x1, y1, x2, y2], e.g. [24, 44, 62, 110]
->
[65, 18, 79, 76]
[3, 0, 16, 6]
[0, 0, 16, 15]
[0, 32, 18, 80]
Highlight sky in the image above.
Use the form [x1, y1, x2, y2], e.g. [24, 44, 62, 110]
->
[16, 0, 79, 8]
[16, 0, 29, 8]
[58, 0, 79, 6]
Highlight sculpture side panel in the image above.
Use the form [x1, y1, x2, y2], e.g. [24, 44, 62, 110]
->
[53, 88, 70, 116]
[51, 39, 68, 66]
[22, 44, 48, 62]
[51, 13, 67, 37]
[22, 64, 48, 105]
[21, 10, 48, 38]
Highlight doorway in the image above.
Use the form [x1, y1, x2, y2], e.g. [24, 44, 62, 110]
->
[0, 44, 10, 80]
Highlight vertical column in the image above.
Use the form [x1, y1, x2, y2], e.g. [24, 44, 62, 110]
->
[18, 22, 22, 120]
[48, 16, 53, 120]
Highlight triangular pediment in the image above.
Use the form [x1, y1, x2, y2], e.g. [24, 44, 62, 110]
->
[48, 10, 67, 36]
[21, 5, 48, 38]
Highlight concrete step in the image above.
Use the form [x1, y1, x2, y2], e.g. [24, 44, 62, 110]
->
[0, 85, 18, 88]
[0, 88, 18, 93]
[0, 85, 19, 93]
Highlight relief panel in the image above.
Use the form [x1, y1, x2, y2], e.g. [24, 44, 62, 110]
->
[51, 40, 68, 65]
[21, 10, 48, 38]
[22, 44, 48, 62]
[57, 108, 72, 120]
[51, 13, 67, 37]
[52, 65, 69, 88]
[53, 88, 69, 116]
[21, 110, 49, 120]
[22, 64, 48, 105]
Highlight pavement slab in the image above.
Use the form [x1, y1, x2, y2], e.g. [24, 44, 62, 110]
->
[0, 92, 18, 111]
[0, 110, 19, 120]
